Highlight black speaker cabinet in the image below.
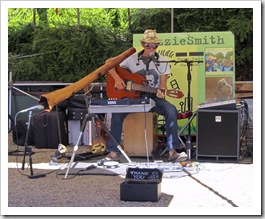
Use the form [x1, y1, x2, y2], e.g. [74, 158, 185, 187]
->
[196, 109, 240, 162]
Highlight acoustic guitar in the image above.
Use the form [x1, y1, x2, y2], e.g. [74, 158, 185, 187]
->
[106, 66, 184, 99]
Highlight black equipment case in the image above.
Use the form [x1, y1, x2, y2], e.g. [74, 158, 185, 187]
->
[33, 110, 68, 149]
[120, 167, 163, 202]
[67, 107, 88, 121]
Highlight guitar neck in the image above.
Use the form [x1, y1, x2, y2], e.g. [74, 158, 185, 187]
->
[106, 67, 181, 99]
[132, 83, 158, 94]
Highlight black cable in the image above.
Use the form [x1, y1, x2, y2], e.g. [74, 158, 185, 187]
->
[55, 164, 97, 180]
[10, 112, 65, 178]
[8, 114, 15, 133]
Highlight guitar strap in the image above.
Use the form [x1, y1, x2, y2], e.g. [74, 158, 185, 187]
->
[136, 50, 160, 98]
[136, 50, 144, 65]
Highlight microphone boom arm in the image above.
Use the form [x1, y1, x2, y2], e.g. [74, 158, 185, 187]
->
[156, 59, 203, 65]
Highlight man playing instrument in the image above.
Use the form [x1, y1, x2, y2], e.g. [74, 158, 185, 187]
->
[103, 29, 188, 162]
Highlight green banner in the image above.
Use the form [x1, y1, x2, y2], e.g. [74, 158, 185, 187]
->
[133, 31, 235, 133]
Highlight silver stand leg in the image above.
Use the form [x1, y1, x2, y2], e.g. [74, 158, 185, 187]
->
[64, 114, 89, 179]
[64, 113, 133, 179]
[117, 145, 132, 163]
[93, 114, 132, 163]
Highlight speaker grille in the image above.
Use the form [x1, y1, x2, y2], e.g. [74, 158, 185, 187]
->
[196, 109, 240, 162]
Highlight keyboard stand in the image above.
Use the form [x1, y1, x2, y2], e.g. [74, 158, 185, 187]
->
[64, 112, 132, 179]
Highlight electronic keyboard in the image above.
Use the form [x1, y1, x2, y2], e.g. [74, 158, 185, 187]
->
[89, 98, 155, 113]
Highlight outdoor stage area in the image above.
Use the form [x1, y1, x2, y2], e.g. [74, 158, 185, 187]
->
[5, 129, 260, 215]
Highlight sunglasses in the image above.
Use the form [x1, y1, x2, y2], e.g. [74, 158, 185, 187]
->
[143, 43, 159, 49]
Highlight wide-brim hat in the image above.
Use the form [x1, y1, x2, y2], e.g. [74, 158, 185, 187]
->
[141, 29, 161, 44]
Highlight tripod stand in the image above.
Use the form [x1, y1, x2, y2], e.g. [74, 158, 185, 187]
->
[64, 112, 132, 179]
[21, 110, 46, 179]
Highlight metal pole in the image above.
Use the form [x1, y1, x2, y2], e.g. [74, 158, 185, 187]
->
[12, 86, 39, 101]
[22, 111, 32, 170]
[77, 8, 80, 29]
[33, 8, 36, 31]
[171, 8, 174, 33]
[8, 72, 12, 117]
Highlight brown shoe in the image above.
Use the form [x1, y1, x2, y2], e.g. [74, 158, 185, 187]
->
[105, 153, 120, 161]
[97, 153, 120, 166]
[168, 151, 188, 162]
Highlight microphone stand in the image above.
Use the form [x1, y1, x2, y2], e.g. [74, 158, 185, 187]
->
[179, 59, 203, 132]
[21, 110, 46, 179]
[156, 59, 203, 158]
[177, 60, 203, 158]
[138, 56, 151, 75]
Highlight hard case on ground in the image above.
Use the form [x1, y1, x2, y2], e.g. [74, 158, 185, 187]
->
[33, 110, 68, 148]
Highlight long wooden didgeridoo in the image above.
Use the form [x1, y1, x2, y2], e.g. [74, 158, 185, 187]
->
[39, 47, 136, 111]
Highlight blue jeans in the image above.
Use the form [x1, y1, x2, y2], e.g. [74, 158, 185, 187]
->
[106, 97, 180, 153]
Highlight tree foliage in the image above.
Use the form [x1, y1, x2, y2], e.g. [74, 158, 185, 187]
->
[8, 8, 253, 82]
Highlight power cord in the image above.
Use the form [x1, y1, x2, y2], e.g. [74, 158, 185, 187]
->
[56, 164, 97, 180]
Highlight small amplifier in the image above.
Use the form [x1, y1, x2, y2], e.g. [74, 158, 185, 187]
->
[196, 109, 240, 162]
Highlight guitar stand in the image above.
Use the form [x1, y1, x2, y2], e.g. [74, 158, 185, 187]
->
[64, 113, 132, 179]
